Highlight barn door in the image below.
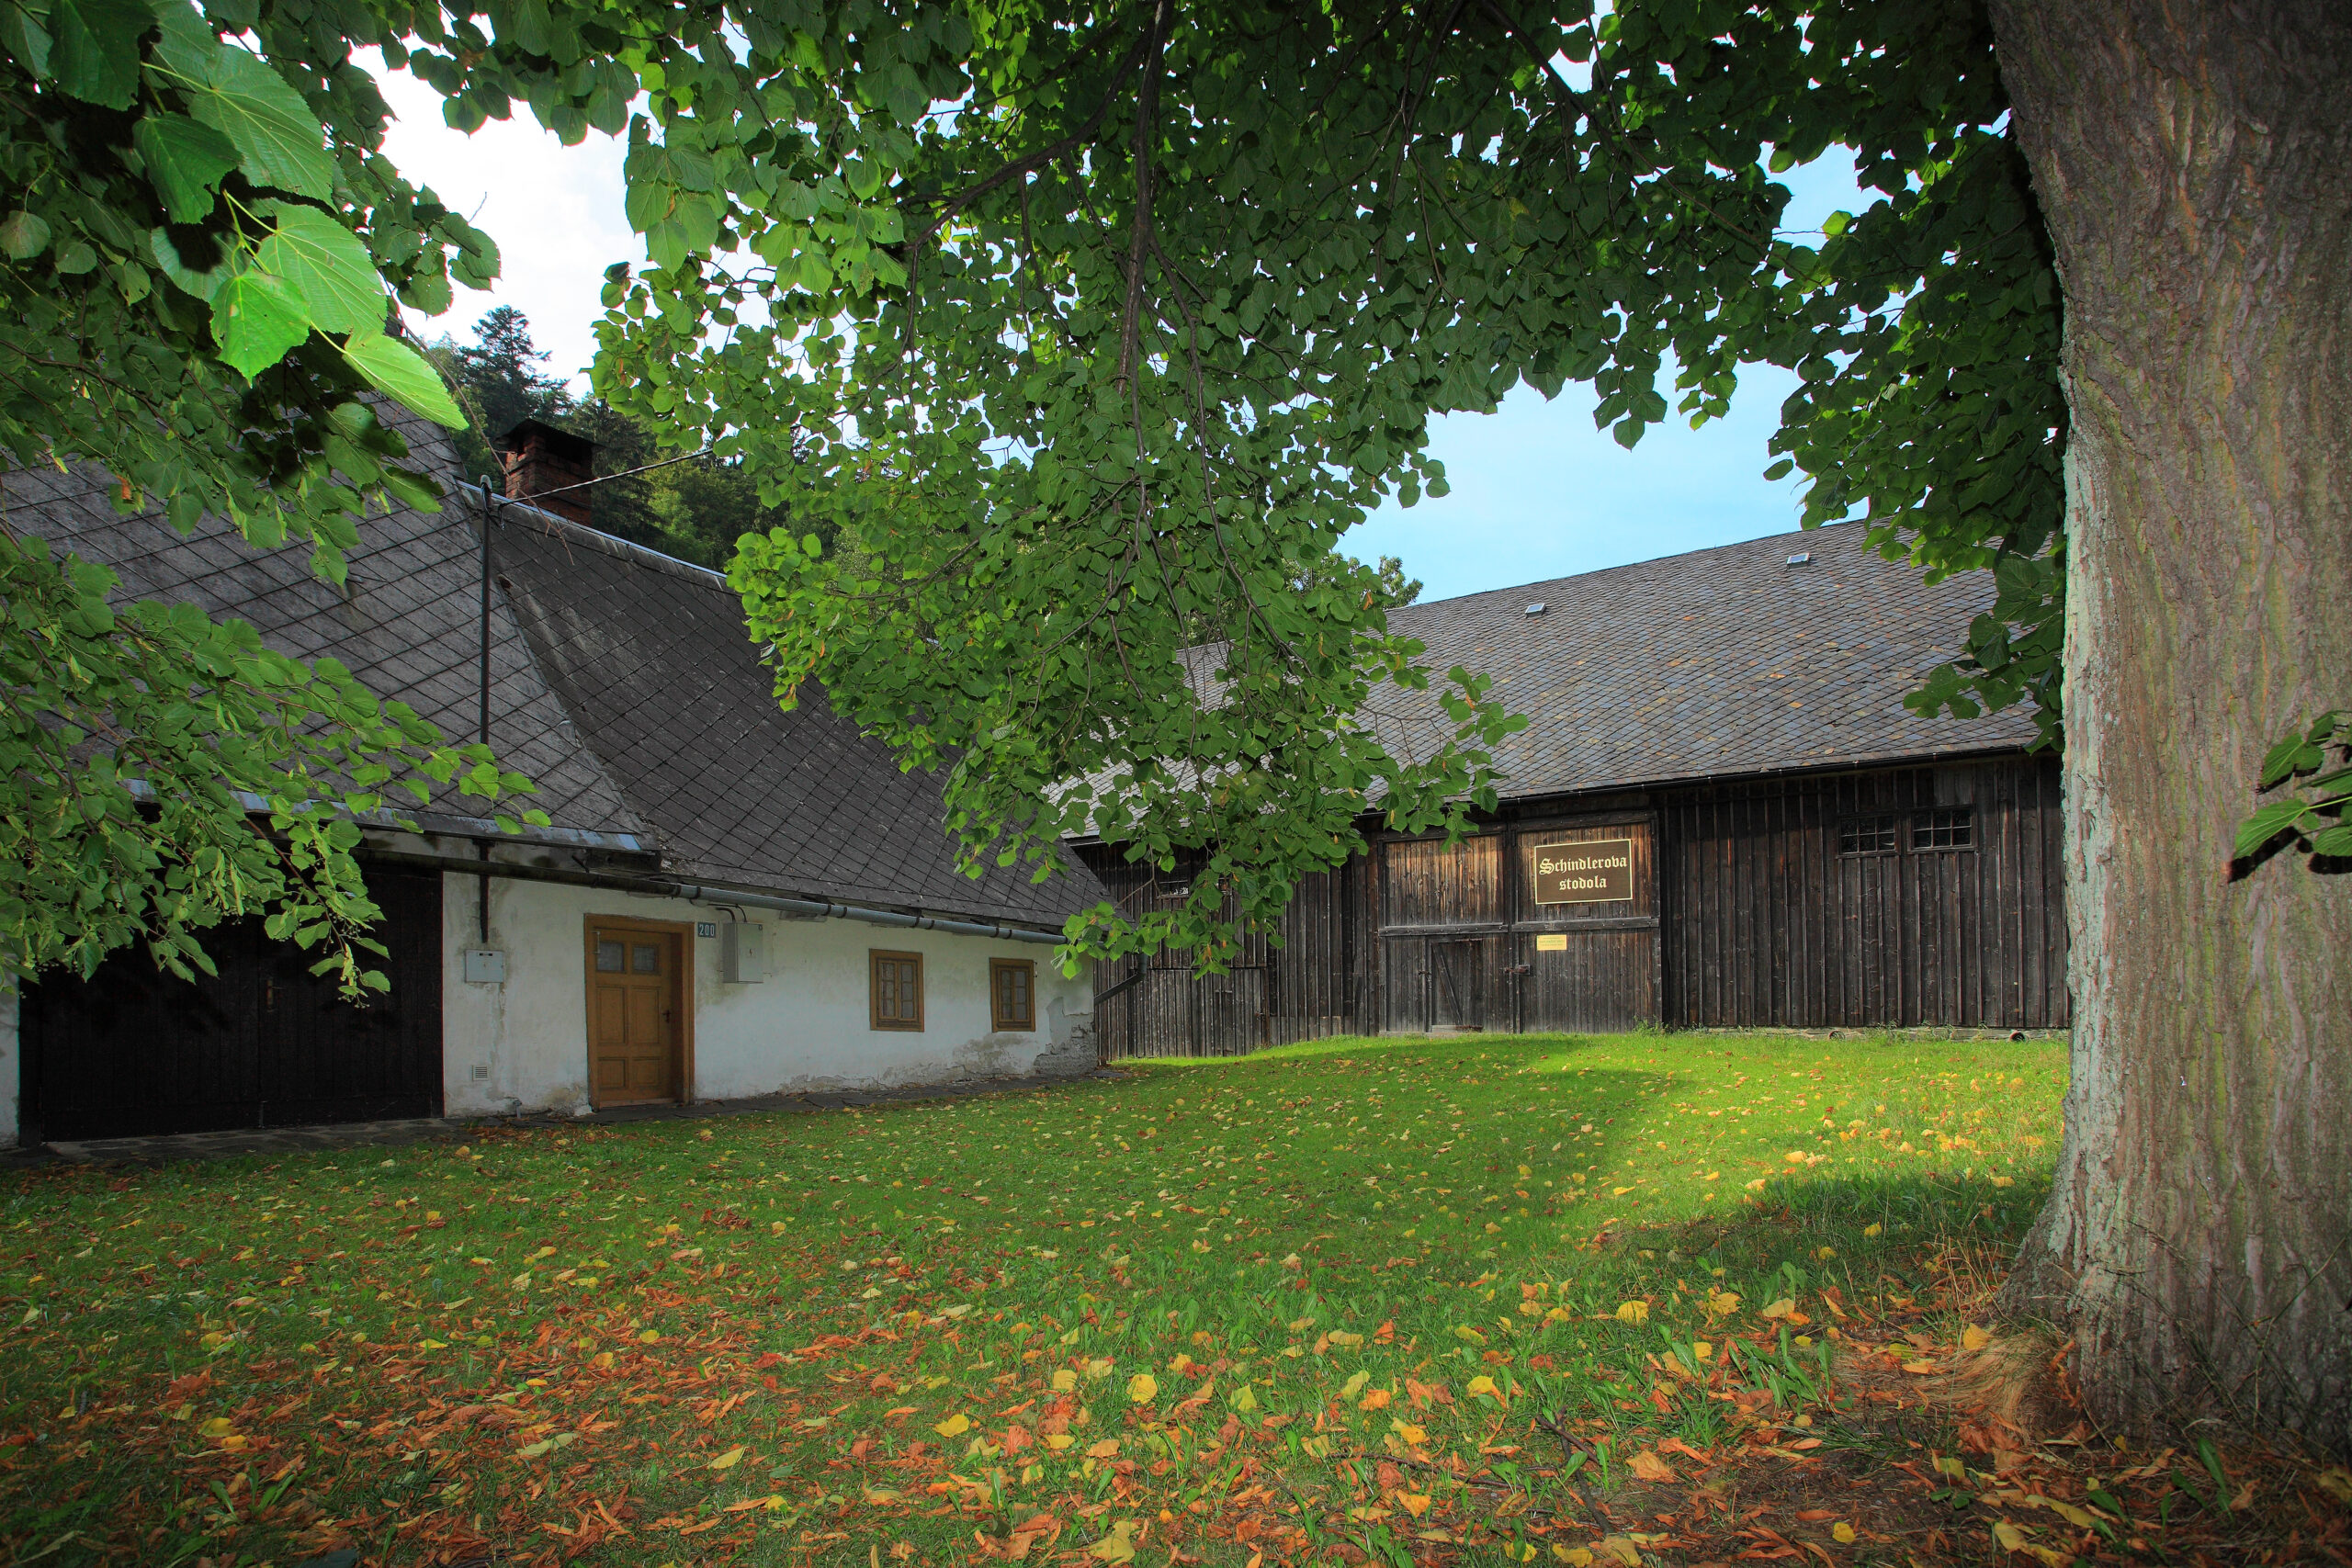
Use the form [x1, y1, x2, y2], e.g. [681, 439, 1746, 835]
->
[1378, 834, 1503, 1034]
[20, 866, 444, 1140]
[1514, 816, 1660, 1032]
[1430, 940, 1489, 1032]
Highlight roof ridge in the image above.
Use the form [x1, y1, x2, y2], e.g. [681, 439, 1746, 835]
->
[1391, 517, 1874, 616]
[457, 481, 733, 593]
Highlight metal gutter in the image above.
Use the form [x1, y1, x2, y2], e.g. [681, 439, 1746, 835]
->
[355, 849, 1069, 947]
[667, 883, 1068, 947]
[116, 780, 653, 855]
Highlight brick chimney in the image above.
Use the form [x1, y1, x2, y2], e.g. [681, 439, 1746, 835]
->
[500, 419, 595, 525]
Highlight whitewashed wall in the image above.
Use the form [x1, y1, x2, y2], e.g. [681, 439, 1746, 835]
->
[440, 874, 1094, 1118]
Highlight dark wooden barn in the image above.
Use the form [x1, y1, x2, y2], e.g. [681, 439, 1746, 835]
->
[1078, 525, 2068, 1055]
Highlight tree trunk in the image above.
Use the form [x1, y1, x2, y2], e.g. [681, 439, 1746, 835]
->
[1987, 0, 2352, 1452]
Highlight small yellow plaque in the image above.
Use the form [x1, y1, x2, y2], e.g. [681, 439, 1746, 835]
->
[1535, 933, 1568, 952]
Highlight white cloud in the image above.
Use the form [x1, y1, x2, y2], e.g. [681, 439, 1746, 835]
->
[366, 53, 634, 389]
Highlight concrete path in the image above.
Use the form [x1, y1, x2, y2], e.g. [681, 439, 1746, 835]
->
[7, 1069, 1128, 1168]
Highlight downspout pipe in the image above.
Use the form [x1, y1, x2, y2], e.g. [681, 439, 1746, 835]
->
[476, 474, 499, 947]
[667, 884, 1066, 946]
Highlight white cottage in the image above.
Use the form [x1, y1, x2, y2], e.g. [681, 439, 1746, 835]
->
[0, 416, 1099, 1144]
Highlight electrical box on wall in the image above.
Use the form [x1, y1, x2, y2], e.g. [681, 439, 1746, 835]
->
[463, 948, 506, 985]
[720, 922, 764, 983]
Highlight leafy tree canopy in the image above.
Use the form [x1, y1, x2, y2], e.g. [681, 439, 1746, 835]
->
[587, 0, 2065, 959]
[0, 0, 2064, 975]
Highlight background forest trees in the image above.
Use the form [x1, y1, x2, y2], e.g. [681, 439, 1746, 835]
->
[425, 306, 817, 568]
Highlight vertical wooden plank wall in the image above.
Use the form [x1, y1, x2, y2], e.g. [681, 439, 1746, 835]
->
[1081, 752, 2066, 1055]
[1657, 756, 2067, 1030]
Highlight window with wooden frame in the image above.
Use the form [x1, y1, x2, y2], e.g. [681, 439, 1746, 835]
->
[991, 958, 1036, 1031]
[870, 951, 923, 1031]
[1913, 807, 1975, 851]
[1838, 814, 1903, 856]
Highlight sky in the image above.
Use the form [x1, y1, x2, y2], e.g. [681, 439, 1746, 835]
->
[371, 65, 1866, 607]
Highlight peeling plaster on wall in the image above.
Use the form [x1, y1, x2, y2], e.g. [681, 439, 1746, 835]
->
[442, 874, 1094, 1117]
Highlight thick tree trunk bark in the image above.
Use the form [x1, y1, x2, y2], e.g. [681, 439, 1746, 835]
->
[1986, 1, 2352, 1452]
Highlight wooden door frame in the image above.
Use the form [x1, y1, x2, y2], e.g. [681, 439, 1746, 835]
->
[582, 914, 695, 1107]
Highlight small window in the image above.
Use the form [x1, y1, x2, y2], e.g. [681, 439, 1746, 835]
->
[631, 942, 662, 974]
[870, 950, 924, 1031]
[594, 939, 626, 972]
[991, 958, 1036, 1031]
[1838, 814, 1902, 856]
[1914, 807, 1974, 851]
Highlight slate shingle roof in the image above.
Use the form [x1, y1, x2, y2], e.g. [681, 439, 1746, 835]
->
[486, 503, 1103, 927]
[2, 412, 1102, 928]
[0, 428, 648, 844]
[1368, 521, 2040, 802]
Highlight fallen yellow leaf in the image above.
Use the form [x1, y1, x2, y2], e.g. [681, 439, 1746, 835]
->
[1962, 1324, 1994, 1353]
[1832, 1521, 1857, 1543]
[1050, 1369, 1078, 1393]
[1086, 1521, 1139, 1563]
[1086, 1438, 1121, 1459]
[1045, 1433, 1075, 1451]
[1758, 1298, 1796, 1320]
[708, 1445, 746, 1471]
[1340, 1370, 1370, 1400]
[1126, 1372, 1158, 1404]
[1552, 1549, 1593, 1567]
[933, 1413, 971, 1438]
[1391, 1417, 1428, 1447]
[1398, 1493, 1430, 1517]
[1614, 1300, 1649, 1324]
[197, 1417, 235, 1439]
[1627, 1450, 1677, 1483]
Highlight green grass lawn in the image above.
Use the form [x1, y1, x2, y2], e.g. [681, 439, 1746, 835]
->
[0, 1030, 2065, 1567]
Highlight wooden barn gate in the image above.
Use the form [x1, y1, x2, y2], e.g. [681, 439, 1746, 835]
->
[19, 865, 446, 1140]
[1381, 811, 1660, 1033]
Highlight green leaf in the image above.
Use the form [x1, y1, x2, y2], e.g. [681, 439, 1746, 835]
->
[0, 6, 51, 80]
[48, 0, 148, 107]
[0, 210, 51, 260]
[254, 205, 383, 333]
[2308, 823, 2352, 857]
[2256, 730, 2317, 789]
[2233, 799, 2310, 861]
[132, 115, 240, 223]
[187, 51, 333, 199]
[209, 268, 310, 377]
[341, 333, 466, 428]
[151, 224, 237, 299]
[54, 240, 96, 274]
[143, 0, 220, 84]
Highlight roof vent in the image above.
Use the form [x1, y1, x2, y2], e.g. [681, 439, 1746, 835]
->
[1786, 551, 1812, 567]
[1524, 601, 1547, 616]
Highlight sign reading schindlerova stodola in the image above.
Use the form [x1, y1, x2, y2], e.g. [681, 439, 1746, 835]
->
[1531, 838, 1635, 905]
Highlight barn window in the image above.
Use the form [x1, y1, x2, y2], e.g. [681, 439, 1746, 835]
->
[870, 951, 924, 1031]
[1914, 807, 1975, 851]
[1838, 814, 1902, 856]
[991, 959, 1036, 1031]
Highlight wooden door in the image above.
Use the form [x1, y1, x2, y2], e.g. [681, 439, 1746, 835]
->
[588, 923, 681, 1104]
[1430, 940, 1489, 1032]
